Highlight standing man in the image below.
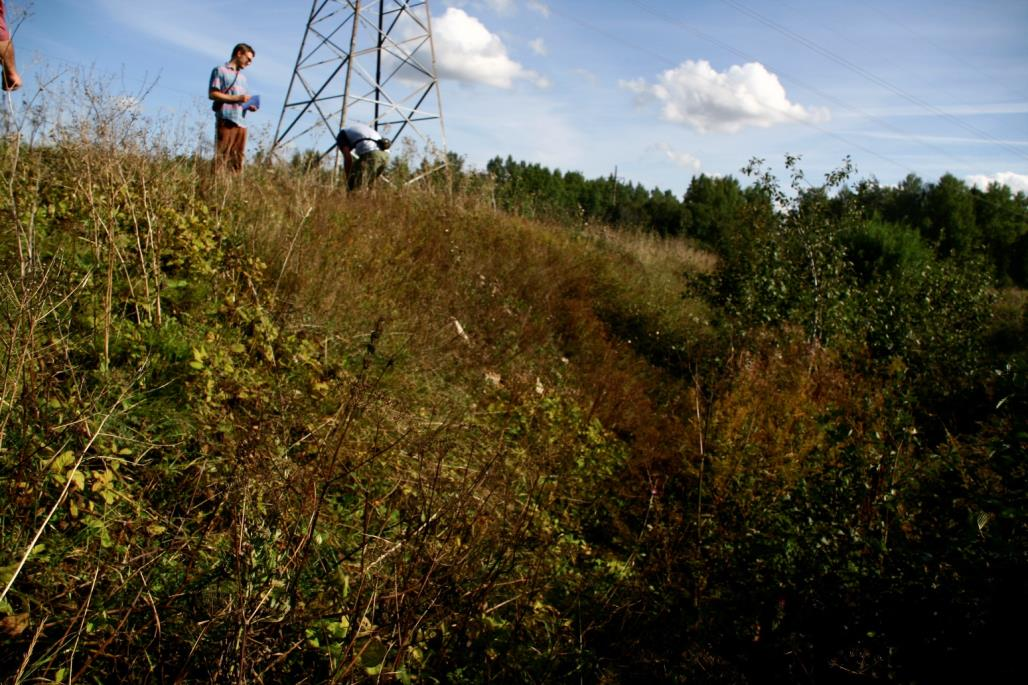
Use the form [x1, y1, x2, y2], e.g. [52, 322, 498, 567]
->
[0, 0, 22, 91]
[336, 123, 391, 190]
[209, 43, 256, 173]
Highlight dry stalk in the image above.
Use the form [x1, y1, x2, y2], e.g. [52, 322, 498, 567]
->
[273, 205, 314, 301]
[67, 562, 102, 682]
[12, 611, 49, 685]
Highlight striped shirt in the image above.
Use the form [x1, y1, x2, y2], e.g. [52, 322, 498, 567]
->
[209, 63, 249, 127]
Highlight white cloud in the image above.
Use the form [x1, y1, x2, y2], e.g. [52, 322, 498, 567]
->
[451, 0, 547, 16]
[97, 0, 227, 62]
[94, 0, 295, 84]
[572, 68, 599, 86]
[845, 102, 1028, 119]
[432, 8, 545, 89]
[966, 172, 1028, 194]
[653, 142, 701, 171]
[528, 0, 551, 17]
[857, 130, 1028, 148]
[530, 38, 548, 56]
[482, 0, 516, 15]
[621, 60, 829, 134]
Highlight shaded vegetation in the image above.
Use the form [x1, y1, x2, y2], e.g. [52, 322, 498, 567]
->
[0, 90, 1024, 684]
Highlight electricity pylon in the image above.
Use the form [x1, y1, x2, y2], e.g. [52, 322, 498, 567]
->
[272, 0, 447, 180]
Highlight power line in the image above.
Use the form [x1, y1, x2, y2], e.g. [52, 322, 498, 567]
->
[592, 1, 1027, 206]
[586, 0, 946, 176]
[557, 2, 1026, 214]
[717, 0, 1028, 164]
[546, 4, 679, 71]
[863, 2, 1027, 102]
[616, 0, 1019, 175]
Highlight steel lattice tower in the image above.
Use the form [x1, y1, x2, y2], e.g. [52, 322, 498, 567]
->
[272, 0, 447, 178]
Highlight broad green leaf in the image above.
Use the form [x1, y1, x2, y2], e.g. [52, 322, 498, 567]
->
[69, 470, 85, 490]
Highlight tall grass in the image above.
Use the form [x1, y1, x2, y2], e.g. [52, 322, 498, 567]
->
[0, 72, 715, 682]
[0, 71, 1022, 684]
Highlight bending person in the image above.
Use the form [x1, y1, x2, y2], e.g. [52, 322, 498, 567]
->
[336, 123, 391, 190]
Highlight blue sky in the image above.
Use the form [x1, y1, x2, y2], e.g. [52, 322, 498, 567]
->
[8, 0, 1028, 194]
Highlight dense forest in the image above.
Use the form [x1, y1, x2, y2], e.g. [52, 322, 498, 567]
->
[1, 92, 1025, 684]
[482, 154, 1028, 287]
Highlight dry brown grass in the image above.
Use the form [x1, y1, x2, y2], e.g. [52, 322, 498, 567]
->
[584, 223, 719, 276]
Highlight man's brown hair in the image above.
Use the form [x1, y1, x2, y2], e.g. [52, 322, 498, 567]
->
[231, 43, 255, 59]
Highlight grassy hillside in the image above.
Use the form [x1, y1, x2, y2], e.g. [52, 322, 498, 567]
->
[1, 109, 1024, 683]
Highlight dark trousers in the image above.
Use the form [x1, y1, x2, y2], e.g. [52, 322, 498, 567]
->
[348, 149, 389, 190]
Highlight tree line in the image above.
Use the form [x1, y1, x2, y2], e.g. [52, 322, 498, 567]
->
[481, 155, 1028, 287]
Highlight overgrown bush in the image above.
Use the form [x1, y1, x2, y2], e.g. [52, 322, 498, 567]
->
[0, 77, 1023, 684]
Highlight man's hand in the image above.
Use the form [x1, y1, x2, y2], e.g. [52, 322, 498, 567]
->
[0, 39, 21, 91]
[0, 71, 20, 91]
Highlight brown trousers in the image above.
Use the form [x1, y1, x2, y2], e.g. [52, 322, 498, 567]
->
[214, 119, 247, 173]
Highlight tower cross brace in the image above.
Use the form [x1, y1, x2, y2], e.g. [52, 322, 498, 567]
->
[272, 0, 447, 178]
